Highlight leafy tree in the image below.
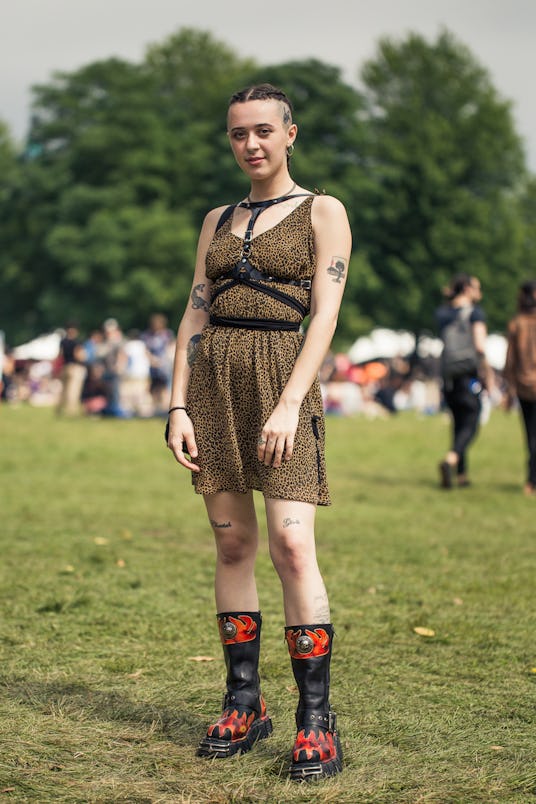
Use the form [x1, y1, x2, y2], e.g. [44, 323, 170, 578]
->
[356, 29, 527, 335]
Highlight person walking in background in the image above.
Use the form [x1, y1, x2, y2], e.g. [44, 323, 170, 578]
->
[503, 279, 536, 497]
[166, 83, 351, 780]
[435, 274, 492, 488]
[56, 322, 87, 416]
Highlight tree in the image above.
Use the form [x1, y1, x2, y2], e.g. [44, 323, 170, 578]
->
[355, 29, 527, 335]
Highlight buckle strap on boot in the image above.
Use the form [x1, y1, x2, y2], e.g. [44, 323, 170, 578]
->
[296, 709, 337, 732]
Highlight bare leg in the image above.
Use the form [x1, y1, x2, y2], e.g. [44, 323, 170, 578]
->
[265, 498, 329, 624]
[204, 491, 259, 612]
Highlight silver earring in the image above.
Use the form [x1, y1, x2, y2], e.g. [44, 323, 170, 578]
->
[286, 144, 295, 156]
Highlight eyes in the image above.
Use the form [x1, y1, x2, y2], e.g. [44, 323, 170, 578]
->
[230, 126, 274, 141]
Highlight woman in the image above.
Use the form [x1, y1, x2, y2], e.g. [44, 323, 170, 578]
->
[436, 274, 491, 488]
[503, 280, 536, 496]
[167, 84, 351, 781]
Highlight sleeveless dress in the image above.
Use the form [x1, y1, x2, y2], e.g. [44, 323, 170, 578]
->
[186, 195, 330, 505]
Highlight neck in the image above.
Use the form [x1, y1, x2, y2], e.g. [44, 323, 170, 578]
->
[248, 177, 296, 203]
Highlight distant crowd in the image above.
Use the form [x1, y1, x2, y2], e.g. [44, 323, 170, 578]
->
[1, 314, 175, 418]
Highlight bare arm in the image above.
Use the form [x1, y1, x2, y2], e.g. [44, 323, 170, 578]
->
[167, 206, 225, 470]
[472, 320, 494, 391]
[258, 195, 352, 468]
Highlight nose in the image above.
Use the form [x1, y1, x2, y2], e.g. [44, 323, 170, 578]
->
[245, 132, 259, 151]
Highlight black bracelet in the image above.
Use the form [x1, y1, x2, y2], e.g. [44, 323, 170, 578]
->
[168, 406, 188, 415]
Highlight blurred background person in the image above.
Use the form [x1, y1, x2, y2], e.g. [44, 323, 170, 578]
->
[100, 318, 127, 416]
[120, 329, 153, 417]
[56, 322, 87, 416]
[435, 274, 491, 488]
[141, 313, 175, 415]
[503, 279, 536, 497]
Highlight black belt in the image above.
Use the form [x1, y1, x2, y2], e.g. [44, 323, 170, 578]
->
[209, 315, 301, 332]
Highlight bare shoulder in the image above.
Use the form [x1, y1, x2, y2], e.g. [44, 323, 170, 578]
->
[311, 194, 349, 222]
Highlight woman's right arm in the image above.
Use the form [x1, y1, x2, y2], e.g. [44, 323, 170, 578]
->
[166, 207, 225, 469]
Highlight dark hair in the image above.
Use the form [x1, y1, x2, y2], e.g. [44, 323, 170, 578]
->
[228, 83, 293, 125]
[518, 279, 536, 313]
[443, 273, 473, 302]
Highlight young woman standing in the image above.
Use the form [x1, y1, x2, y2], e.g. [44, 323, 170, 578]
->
[167, 84, 351, 781]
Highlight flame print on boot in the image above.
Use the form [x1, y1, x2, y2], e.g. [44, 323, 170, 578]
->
[197, 612, 273, 758]
[285, 623, 343, 781]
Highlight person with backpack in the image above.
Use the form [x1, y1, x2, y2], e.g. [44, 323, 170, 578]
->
[435, 274, 491, 488]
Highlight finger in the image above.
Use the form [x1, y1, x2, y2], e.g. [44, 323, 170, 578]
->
[174, 447, 200, 472]
[271, 439, 286, 468]
[257, 434, 268, 460]
[263, 437, 278, 466]
[283, 434, 295, 461]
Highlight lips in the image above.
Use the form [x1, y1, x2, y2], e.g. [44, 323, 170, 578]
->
[247, 157, 264, 166]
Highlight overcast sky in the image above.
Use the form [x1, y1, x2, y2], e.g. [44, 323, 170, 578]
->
[2, 0, 535, 169]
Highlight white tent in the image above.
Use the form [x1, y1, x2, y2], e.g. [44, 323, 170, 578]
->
[347, 328, 416, 364]
[13, 331, 62, 361]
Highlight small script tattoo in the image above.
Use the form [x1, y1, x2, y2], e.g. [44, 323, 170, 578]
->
[187, 333, 201, 367]
[283, 517, 301, 528]
[327, 257, 346, 284]
[210, 519, 232, 529]
[191, 283, 209, 311]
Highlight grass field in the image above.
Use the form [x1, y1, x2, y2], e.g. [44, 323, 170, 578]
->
[0, 404, 535, 803]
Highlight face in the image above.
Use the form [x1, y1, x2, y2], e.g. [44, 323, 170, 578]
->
[470, 278, 482, 303]
[227, 99, 297, 179]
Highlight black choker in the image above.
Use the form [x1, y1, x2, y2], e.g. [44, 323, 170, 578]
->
[242, 181, 297, 209]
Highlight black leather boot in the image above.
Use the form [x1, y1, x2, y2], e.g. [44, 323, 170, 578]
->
[285, 623, 343, 781]
[197, 611, 272, 758]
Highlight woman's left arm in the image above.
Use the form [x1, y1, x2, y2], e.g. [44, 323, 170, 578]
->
[258, 195, 352, 467]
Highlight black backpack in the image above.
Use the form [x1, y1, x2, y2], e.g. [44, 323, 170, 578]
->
[440, 306, 478, 379]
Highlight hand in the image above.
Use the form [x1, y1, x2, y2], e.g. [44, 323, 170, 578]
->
[257, 402, 300, 468]
[167, 410, 200, 472]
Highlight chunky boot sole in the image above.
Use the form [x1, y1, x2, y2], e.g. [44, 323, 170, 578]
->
[289, 732, 343, 782]
[197, 715, 273, 758]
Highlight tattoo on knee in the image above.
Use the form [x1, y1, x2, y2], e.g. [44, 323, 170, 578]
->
[210, 519, 232, 529]
[282, 517, 301, 528]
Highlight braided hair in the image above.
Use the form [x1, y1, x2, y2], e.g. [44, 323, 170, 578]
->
[228, 84, 293, 126]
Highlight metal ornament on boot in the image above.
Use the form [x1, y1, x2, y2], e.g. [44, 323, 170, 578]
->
[285, 623, 343, 781]
[197, 611, 273, 758]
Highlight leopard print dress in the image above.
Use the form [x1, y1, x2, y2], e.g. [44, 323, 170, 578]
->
[186, 194, 330, 505]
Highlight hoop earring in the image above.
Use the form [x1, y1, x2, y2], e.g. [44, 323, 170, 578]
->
[286, 144, 295, 156]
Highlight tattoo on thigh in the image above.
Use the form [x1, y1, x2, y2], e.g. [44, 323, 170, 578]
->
[327, 257, 347, 284]
[210, 519, 232, 529]
[191, 283, 209, 311]
[283, 517, 301, 528]
[313, 592, 330, 623]
[187, 333, 201, 367]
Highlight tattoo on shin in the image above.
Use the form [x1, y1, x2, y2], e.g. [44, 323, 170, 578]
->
[313, 592, 330, 622]
[191, 283, 209, 311]
[327, 257, 347, 284]
[210, 519, 232, 529]
[187, 333, 201, 367]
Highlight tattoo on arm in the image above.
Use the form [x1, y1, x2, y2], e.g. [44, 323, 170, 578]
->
[191, 283, 209, 311]
[210, 519, 232, 529]
[187, 333, 201, 367]
[326, 257, 347, 284]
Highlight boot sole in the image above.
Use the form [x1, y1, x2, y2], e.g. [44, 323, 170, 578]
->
[197, 715, 273, 758]
[289, 733, 343, 782]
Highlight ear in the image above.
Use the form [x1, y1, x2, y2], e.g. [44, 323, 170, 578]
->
[287, 123, 298, 147]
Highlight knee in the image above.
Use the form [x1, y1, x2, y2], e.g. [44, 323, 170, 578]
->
[271, 532, 312, 580]
[214, 524, 257, 566]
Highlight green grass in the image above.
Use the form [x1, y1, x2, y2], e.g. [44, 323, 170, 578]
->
[0, 405, 535, 803]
